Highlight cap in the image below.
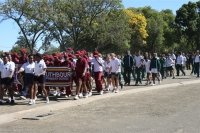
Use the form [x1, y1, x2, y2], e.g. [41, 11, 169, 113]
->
[75, 51, 82, 56]
[66, 48, 73, 52]
[20, 48, 26, 54]
[64, 54, 68, 58]
[93, 51, 99, 57]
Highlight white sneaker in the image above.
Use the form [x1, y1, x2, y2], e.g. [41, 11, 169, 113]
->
[78, 93, 83, 98]
[158, 81, 161, 85]
[99, 91, 104, 95]
[53, 90, 58, 96]
[20, 96, 26, 100]
[74, 95, 79, 100]
[35, 96, 37, 101]
[151, 84, 155, 86]
[88, 92, 92, 97]
[115, 89, 119, 93]
[112, 88, 116, 93]
[145, 82, 149, 85]
[28, 100, 34, 105]
[84, 94, 88, 98]
[46, 97, 49, 103]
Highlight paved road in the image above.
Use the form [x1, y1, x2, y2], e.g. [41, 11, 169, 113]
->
[0, 70, 197, 115]
[1, 80, 200, 133]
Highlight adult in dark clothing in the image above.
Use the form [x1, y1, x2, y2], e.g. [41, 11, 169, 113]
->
[123, 51, 133, 86]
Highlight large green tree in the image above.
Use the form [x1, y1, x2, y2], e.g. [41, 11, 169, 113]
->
[175, 1, 200, 50]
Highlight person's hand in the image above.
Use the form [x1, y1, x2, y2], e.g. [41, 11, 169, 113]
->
[82, 73, 85, 77]
[115, 71, 118, 74]
[8, 75, 12, 79]
[16, 71, 19, 75]
[36, 74, 40, 77]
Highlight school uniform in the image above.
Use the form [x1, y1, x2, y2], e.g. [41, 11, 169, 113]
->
[20, 62, 35, 97]
[90, 57, 104, 93]
[150, 57, 161, 74]
[194, 55, 200, 77]
[75, 57, 88, 82]
[176, 55, 185, 76]
[134, 55, 143, 85]
[160, 58, 166, 79]
[123, 54, 133, 84]
[143, 60, 151, 73]
[0, 62, 15, 86]
[34, 60, 47, 83]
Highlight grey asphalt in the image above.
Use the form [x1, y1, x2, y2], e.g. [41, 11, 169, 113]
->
[0, 76, 200, 133]
[0, 70, 197, 115]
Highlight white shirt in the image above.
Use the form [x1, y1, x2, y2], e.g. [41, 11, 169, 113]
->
[134, 56, 143, 67]
[171, 54, 176, 60]
[143, 60, 151, 72]
[177, 55, 183, 65]
[0, 63, 14, 78]
[90, 58, 104, 72]
[109, 58, 120, 73]
[0, 58, 3, 65]
[9, 61, 15, 77]
[20, 62, 35, 74]
[195, 55, 200, 63]
[166, 58, 174, 67]
[34, 60, 47, 75]
[105, 61, 111, 73]
[73, 59, 77, 67]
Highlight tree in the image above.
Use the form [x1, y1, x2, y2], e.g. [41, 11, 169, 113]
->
[175, 1, 200, 50]
[124, 9, 148, 52]
[43, 44, 60, 55]
[129, 7, 165, 53]
[10, 46, 30, 55]
[0, 0, 51, 53]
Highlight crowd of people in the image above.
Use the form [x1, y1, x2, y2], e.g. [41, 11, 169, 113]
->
[0, 47, 199, 105]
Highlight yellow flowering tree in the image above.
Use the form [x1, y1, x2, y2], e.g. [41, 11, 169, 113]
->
[124, 9, 148, 52]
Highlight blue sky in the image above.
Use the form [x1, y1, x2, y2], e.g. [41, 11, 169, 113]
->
[0, 0, 198, 52]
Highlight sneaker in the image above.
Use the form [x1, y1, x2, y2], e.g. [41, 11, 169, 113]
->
[78, 93, 83, 98]
[106, 87, 110, 92]
[46, 97, 49, 103]
[20, 96, 26, 100]
[28, 100, 34, 105]
[53, 90, 58, 96]
[84, 94, 88, 98]
[145, 82, 149, 85]
[112, 88, 116, 93]
[74, 95, 79, 100]
[115, 89, 119, 93]
[151, 84, 155, 86]
[88, 92, 92, 97]
[99, 91, 103, 95]
[158, 81, 161, 85]
[0, 100, 3, 105]
[172, 77, 175, 79]
[35, 96, 37, 101]
[6, 98, 11, 104]
[121, 85, 123, 89]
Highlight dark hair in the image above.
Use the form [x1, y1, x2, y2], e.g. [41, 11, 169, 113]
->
[35, 53, 42, 59]
[144, 56, 148, 60]
[28, 54, 34, 58]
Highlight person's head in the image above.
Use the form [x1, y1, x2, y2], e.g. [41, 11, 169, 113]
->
[137, 50, 140, 56]
[28, 54, 34, 63]
[144, 56, 148, 61]
[177, 52, 181, 56]
[35, 53, 42, 62]
[106, 55, 111, 61]
[20, 48, 26, 56]
[7, 54, 12, 61]
[3, 55, 9, 64]
[75, 51, 82, 59]
[110, 53, 116, 59]
[126, 50, 130, 55]
[153, 53, 157, 58]
[168, 54, 171, 58]
[196, 50, 199, 55]
[64, 54, 69, 61]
